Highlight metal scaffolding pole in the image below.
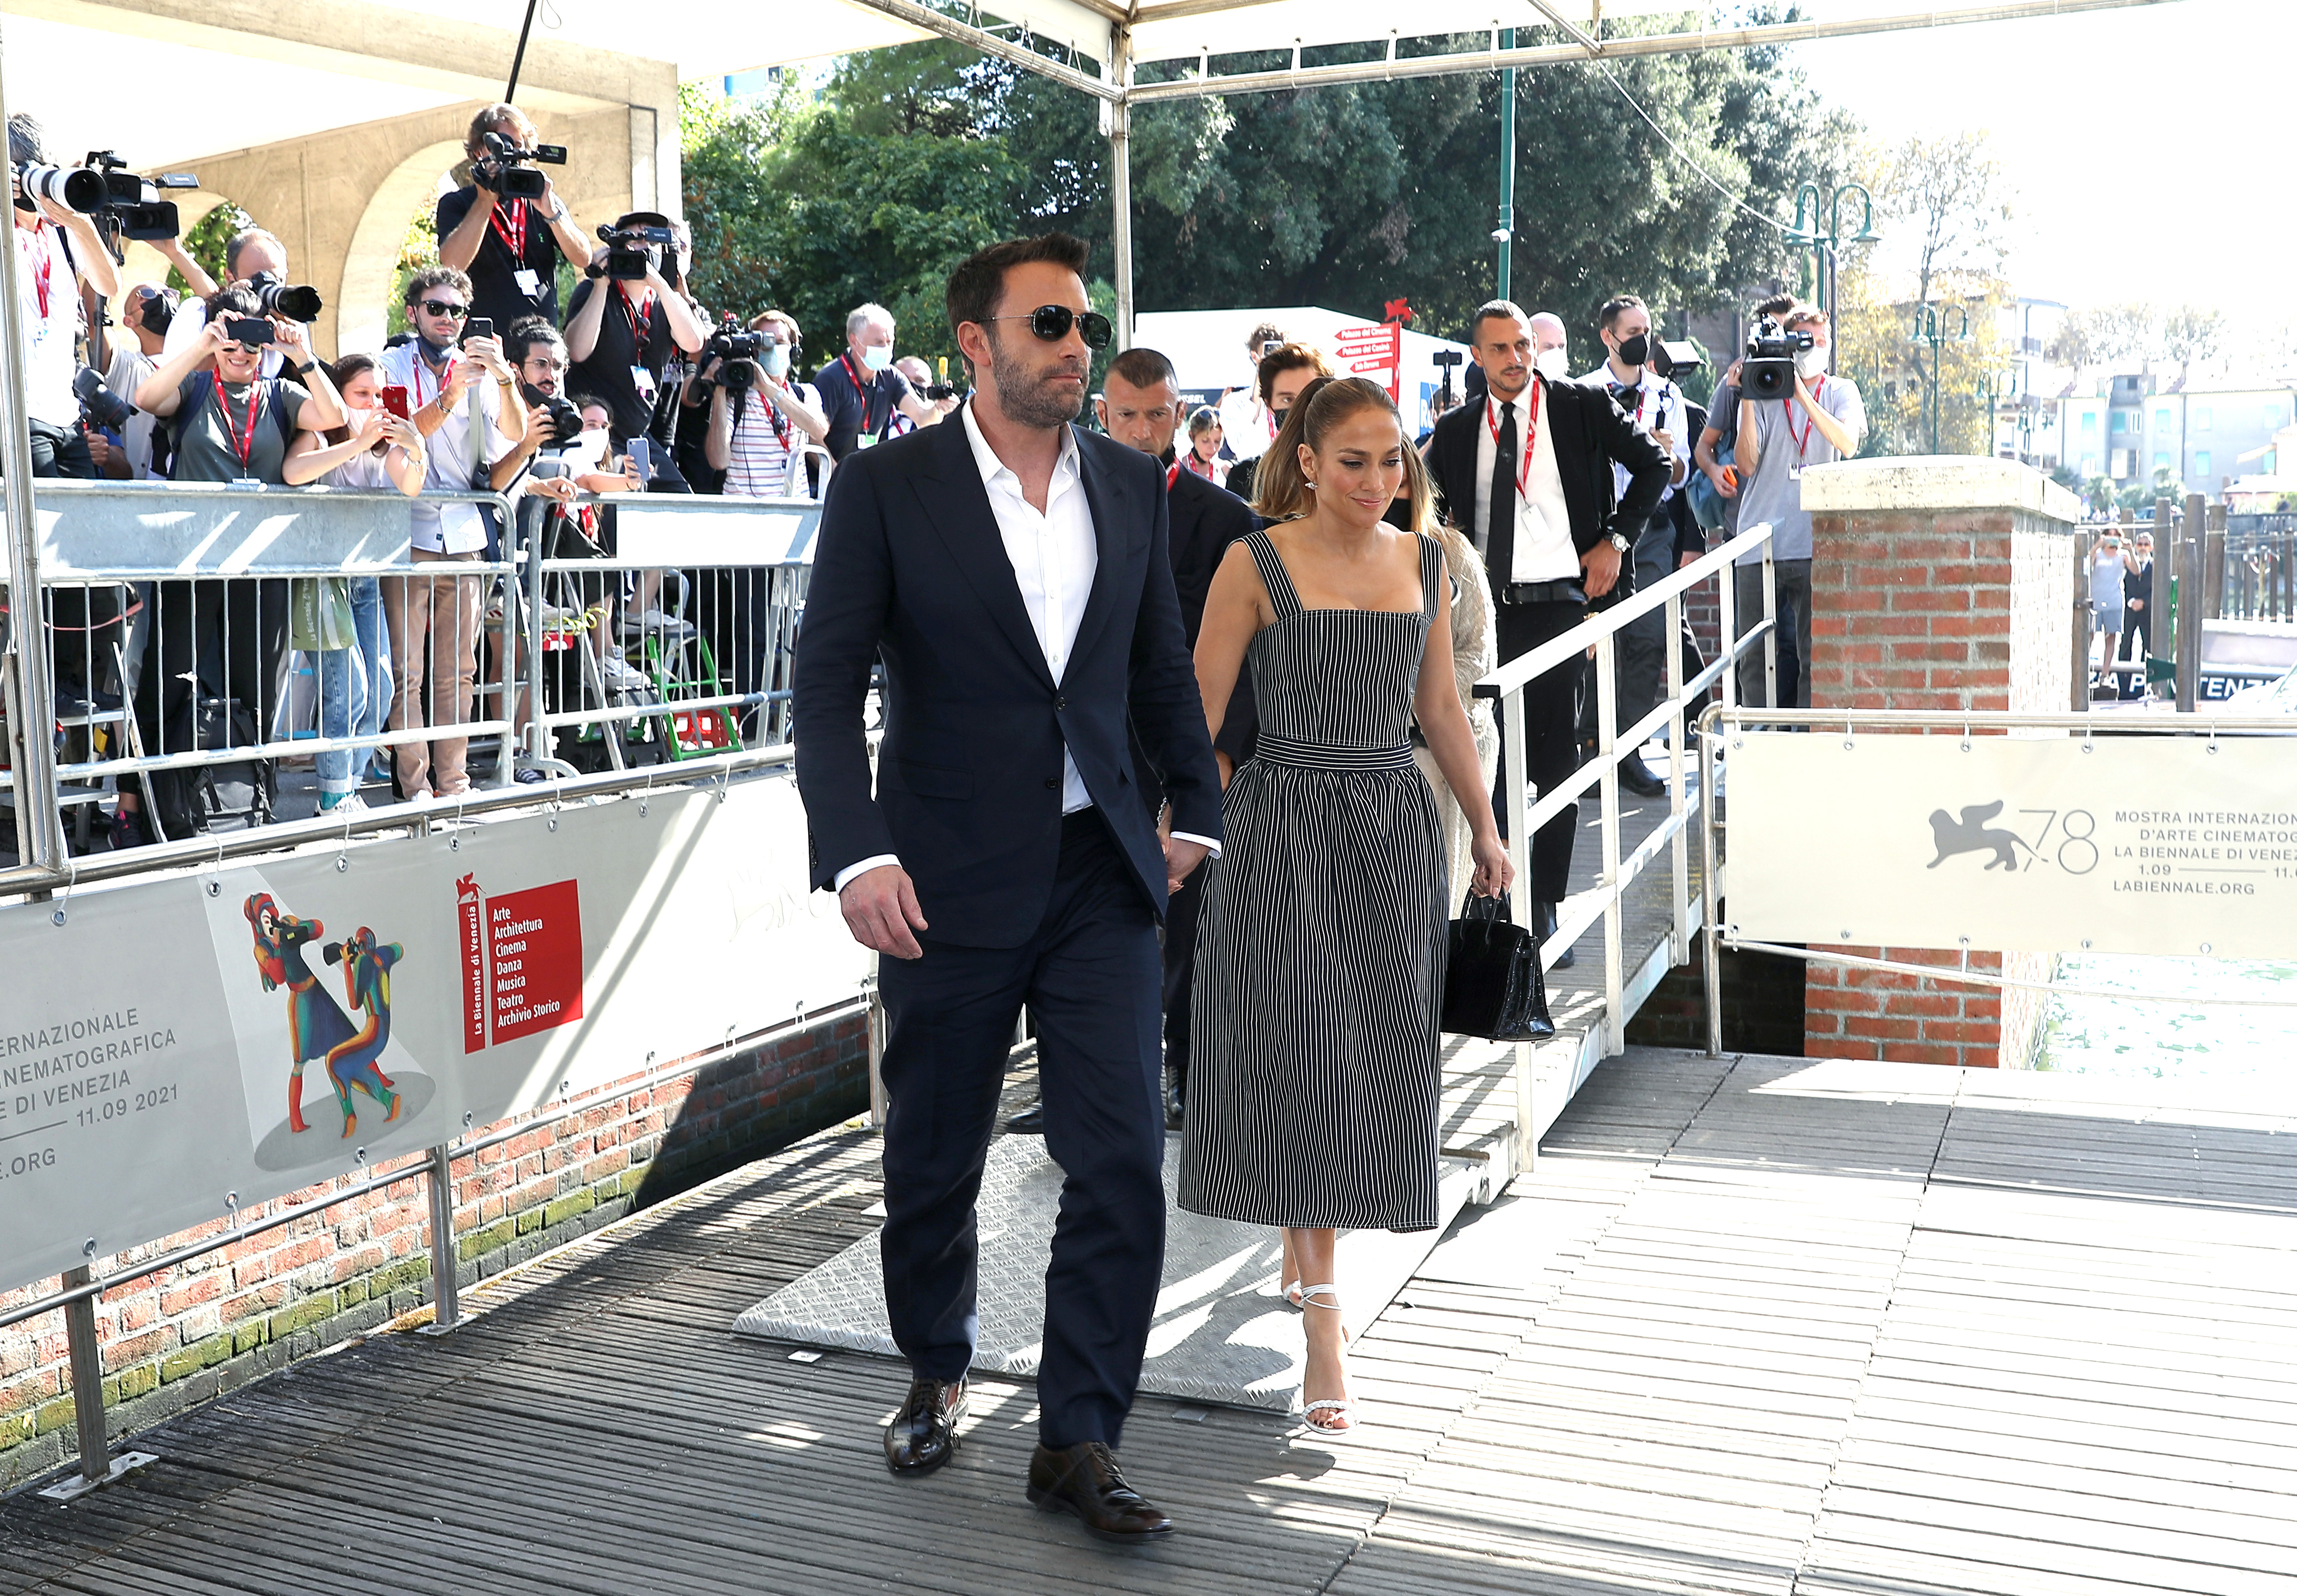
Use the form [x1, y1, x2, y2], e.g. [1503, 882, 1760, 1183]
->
[1109, 24, 1135, 351]
[1496, 27, 1515, 302]
[0, 15, 69, 879]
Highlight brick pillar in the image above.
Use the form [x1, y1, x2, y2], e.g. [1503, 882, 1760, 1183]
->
[1791, 457, 2082, 1068]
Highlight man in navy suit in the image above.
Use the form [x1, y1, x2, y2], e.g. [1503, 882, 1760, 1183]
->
[793, 234, 1222, 1543]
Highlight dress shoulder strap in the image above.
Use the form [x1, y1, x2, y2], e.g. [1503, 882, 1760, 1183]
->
[1245, 526, 1304, 618]
[1416, 532, 1445, 618]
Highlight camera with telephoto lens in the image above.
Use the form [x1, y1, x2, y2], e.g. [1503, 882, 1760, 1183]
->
[81, 151, 199, 241]
[245, 269, 324, 322]
[471, 130, 567, 202]
[598, 222, 676, 282]
[1741, 316, 1814, 401]
[72, 367, 135, 433]
[11, 160, 104, 213]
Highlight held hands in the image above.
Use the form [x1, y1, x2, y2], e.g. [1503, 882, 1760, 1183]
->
[1581, 539, 1624, 598]
[1468, 830, 1514, 900]
[1163, 836, 1211, 898]
[840, 864, 929, 960]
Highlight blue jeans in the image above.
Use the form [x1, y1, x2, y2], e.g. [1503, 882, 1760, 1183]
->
[315, 578, 389, 802]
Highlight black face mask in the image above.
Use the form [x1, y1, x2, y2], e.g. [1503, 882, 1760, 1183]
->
[1615, 332, 1650, 367]
[1270, 407, 1290, 431]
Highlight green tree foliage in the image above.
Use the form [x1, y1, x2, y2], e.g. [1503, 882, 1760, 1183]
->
[680, 11, 1862, 377]
[170, 202, 253, 296]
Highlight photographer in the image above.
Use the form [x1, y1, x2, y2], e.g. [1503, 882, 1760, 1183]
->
[563, 210, 705, 451]
[1731, 303, 1865, 709]
[10, 113, 120, 478]
[1216, 320, 1285, 463]
[811, 302, 955, 459]
[160, 227, 312, 381]
[703, 310, 827, 498]
[436, 103, 591, 332]
[86, 284, 176, 479]
[378, 265, 526, 801]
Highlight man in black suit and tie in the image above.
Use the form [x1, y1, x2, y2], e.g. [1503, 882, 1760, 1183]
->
[793, 234, 1222, 1543]
[1424, 300, 1668, 962]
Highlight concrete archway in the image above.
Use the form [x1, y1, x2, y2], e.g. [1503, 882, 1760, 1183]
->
[337, 139, 463, 357]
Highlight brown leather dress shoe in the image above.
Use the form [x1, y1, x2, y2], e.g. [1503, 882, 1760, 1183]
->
[1026, 1441, 1175, 1542]
[883, 1377, 967, 1476]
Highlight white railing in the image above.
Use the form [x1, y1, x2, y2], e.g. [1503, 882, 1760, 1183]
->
[1471, 520, 1781, 1167]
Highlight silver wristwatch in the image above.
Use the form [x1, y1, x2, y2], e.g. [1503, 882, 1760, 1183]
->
[1607, 531, 1634, 553]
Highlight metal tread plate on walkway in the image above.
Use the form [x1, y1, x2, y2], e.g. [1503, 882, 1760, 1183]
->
[732, 1133, 1484, 1412]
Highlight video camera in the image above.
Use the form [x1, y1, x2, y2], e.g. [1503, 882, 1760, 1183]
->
[12, 153, 198, 240]
[245, 269, 323, 322]
[1742, 316, 1814, 401]
[472, 130, 567, 202]
[703, 317, 765, 389]
[72, 367, 135, 433]
[598, 221, 676, 282]
[83, 151, 199, 240]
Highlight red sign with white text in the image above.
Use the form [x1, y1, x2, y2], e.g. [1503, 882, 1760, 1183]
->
[486, 880, 585, 1045]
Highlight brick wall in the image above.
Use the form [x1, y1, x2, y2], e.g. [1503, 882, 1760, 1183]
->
[1797, 488, 2078, 1068]
[0, 1004, 869, 1491]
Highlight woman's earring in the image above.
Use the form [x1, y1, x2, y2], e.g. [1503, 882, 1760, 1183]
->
[1303, 480, 1316, 490]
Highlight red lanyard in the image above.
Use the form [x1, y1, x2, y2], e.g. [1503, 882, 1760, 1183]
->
[213, 377, 263, 470]
[1487, 382, 1544, 500]
[754, 385, 791, 447]
[620, 286, 654, 348]
[1787, 375, 1827, 459]
[1165, 460, 1183, 489]
[487, 197, 528, 262]
[24, 221, 52, 319]
[408, 350, 455, 410]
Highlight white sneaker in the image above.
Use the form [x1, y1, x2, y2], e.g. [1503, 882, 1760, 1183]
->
[318, 792, 369, 816]
[600, 657, 652, 692]
[637, 607, 695, 637]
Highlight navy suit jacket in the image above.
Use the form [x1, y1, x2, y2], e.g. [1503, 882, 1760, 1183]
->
[1165, 466, 1257, 765]
[794, 410, 1224, 949]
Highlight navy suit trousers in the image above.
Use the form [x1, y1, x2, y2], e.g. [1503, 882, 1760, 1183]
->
[875, 809, 1167, 1449]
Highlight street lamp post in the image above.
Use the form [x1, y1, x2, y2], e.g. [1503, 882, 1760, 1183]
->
[1495, 27, 1515, 300]
[1786, 181, 1878, 329]
[1910, 302, 1973, 456]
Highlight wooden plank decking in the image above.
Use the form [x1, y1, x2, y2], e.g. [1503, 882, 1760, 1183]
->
[4, 1045, 2294, 1596]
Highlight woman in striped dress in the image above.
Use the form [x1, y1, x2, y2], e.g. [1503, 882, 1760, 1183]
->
[1178, 377, 1512, 1434]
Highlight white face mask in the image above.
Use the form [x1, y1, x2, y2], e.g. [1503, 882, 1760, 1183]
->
[1795, 344, 1829, 378]
[1534, 348, 1571, 381]
[762, 345, 790, 378]
[860, 344, 893, 372]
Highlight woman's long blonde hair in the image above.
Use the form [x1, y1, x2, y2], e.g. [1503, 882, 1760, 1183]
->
[1254, 376, 1432, 531]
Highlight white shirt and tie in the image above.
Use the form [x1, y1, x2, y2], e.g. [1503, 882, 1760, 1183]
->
[1578, 363, 1689, 504]
[833, 405, 1216, 892]
[1471, 384, 1581, 585]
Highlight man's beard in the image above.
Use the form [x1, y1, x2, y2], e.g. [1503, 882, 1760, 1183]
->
[419, 328, 457, 358]
[987, 331, 1085, 429]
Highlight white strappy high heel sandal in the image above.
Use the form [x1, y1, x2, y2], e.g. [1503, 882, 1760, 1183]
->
[1281, 1278, 1305, 1309]
[1297, 1284, 1356, 1435]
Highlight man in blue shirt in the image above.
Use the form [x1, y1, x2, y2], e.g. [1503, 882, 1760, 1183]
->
[812, 301, 957, 458]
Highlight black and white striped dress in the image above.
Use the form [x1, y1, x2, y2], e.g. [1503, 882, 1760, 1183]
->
[1178, 528, 1448, 1233]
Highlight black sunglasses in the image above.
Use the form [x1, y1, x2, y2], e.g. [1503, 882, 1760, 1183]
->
[989, 305, 1113, 351]
[419, 300, 469, 319]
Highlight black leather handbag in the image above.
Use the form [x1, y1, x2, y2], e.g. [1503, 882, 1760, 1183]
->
[1441, 895, 1555, 1041]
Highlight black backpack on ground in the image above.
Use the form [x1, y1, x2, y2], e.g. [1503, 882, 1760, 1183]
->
[144, 692, 276, 840]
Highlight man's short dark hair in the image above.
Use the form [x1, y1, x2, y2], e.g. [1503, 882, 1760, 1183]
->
[1106, 347, 1177, 392]
[1598, 294, 1648, 332]
[1247, 320, 1284, 350]
[946, 233, 1093, 345]
[404, 264, 473, 306]
[1469, 301, 1531, 345]
[1256, 342, 1332, 407]
[225, 228, 285, 279]
[6, 112, 44, 166]
[505, 314, 563, 366]
[1753, 292, 1796, 319]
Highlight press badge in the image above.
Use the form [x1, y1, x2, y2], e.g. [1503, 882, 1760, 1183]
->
[514, 268, 543, 300]
[631, 365, 657, 402]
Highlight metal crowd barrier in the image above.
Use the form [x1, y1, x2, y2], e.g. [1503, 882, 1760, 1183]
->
[1471, 520, 1781, 1170]
[1, 481, 828, 896]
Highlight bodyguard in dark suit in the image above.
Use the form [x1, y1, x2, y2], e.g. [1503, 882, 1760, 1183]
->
[793, 235, 1221, 1543]
[1424, 300, 1668, 956]
[1096, 347, 1256, 1125]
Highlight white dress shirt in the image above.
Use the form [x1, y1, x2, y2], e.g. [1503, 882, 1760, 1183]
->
[833, 406, 1215, 893]
[1470, 386, 1579, 585]
[381, 340, 509, 554]
[1579, 363, 1689, 503]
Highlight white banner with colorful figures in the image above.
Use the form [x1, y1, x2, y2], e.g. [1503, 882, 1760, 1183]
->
[1727, 731, 2297, 959]
[0, 776, 870, 1294]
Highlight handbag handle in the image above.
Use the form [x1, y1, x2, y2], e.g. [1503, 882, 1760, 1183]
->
[1460, 890, 1510, 925]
